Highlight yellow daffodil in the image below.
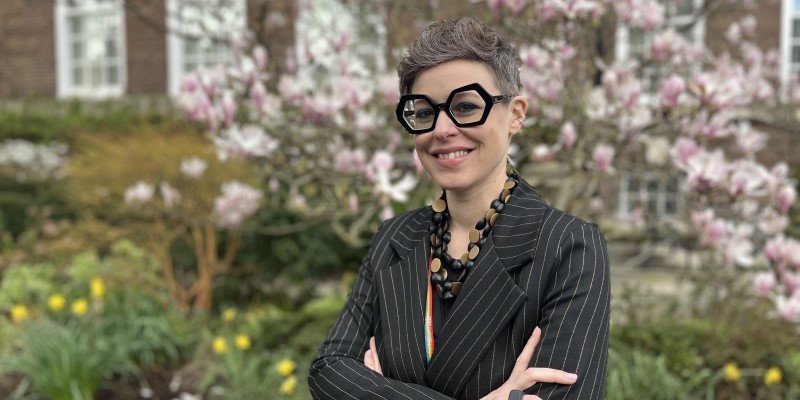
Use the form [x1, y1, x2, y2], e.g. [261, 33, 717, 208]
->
[764, 366, 782, 386]
[277, 358, 296, 377]
[48, 294, 66, 311]
[212, 337, 227, 354]
[71, 298, 89, 316]
[723, 363, 741, 382]
[90, 277, 106, 299]
[10, 304, 28, 323]
[279, 375, 297, 395]
[222, 308, 236, 322]
[234, 334, 251, 350]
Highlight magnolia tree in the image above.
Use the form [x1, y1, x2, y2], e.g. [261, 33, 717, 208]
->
[177, 0, 799, 319]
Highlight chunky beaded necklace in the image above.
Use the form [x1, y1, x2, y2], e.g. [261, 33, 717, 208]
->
[428, 166, 520, 299]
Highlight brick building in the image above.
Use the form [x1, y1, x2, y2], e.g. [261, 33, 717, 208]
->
[0, 0, 295, 98]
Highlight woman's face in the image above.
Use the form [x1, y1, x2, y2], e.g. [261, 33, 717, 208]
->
[410, 59, 526, 196]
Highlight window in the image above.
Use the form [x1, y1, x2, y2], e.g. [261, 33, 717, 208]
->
[617, 173, 684, 222]
[54, 0, 126, 98]
[615, 0, 705, 91]
[780, 0, 800, 87]
[166, 0, 246, 96]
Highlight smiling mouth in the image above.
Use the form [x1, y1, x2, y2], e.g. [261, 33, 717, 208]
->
[436, 150, 471, 160]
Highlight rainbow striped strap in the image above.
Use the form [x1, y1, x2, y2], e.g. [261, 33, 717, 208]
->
[424, 258, 435, 364]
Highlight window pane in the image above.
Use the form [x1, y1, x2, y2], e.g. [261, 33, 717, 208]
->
[106, 38, 117, 57]
[70, 17, 83, 34]
[73, 67, 83, 85]
[793, 46, 800, 62]
[795, 0, 800, 12]
[794, 19, 800, 38]
[72, 42, 83, 60]
[107, 66, 118, 84]
[92, 66, 102, 86]
[676, 0, 694, 16]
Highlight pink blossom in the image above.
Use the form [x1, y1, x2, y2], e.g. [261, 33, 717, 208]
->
[221, 91, 237, 127]
[723, 224, 755, 266]
[733, 122, 766, 157]
[253, 46, 268, 70]
[701, 218, 728, 247]
[159, 182, 181, 209]
[660, 75, 685, 109]
[778, 185, 797, 214]
[727, 160, 769, 198]
[670, 137, 699, 170]
[592, 144, 615, 173]
[124, 181, 155, 205]
[268, 177, 280, 193]
[180, 157, 208, 179]
[725, 23, 742, 43]
[250, 81, 267, 111]
[682, 149, 728, 192]
[559, 122, 577, 149]
[335, 148, 368, 173]
[371, 151, 394, 172]
[776, 296, 800, 322]
[213, 124, 279, 161]
[378, 74, 400, 105]
[758, 210, 788, 236]
[213, 181, 262, 229]
[380, 205, 395, 221]
[753, 272, 776, 297]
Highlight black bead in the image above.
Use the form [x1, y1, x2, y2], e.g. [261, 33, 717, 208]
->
[478, 237, 487, 247]
[442, 291, 455, 299]
[444, 281, 453, 289]
[483, 225, 492, 236]
[443, 253, 453, 264]
[452, 260, 463, 270]
[442, 243, 448, 253]
[476, 218, 487, 230]
[433, 212, 443, 223]
[433, 247, 442, 259]
[491, 199, 502, 209]
[431, 273, 445, 284]
[464, 260, 475, 271]
[443, 231, 451, 243]
[495, 203, 504, 213]
[429, 224, 437, 233]
[467, 242, 476, 251]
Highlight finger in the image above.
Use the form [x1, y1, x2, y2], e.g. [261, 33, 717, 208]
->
[364, 350, 375, 370]
[369, 337, 383, 375]
[513, 327, 541, 374]
[517, 367, 577, 387]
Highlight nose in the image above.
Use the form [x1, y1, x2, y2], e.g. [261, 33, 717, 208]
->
[431, 108, 458, 140]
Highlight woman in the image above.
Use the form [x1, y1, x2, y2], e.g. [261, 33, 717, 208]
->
[309, 17, 610, 400]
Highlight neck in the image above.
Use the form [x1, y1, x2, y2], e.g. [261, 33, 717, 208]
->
[444, 169, 508, 232]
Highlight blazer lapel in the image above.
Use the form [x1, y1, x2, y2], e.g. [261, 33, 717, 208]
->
[423, 179, 548, 397]
[374, 209, 430, 384]
[424, 234, 527, 397]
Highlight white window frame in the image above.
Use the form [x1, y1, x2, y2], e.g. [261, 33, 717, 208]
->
[165, 0, 247, 97]
[615, 0, 706, 78]
[780, 0, 800, 90]
[617, 173, 685, 222]
[54, 0, 127, 99]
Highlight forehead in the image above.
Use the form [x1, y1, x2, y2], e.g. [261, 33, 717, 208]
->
[410, 59, 498, 101]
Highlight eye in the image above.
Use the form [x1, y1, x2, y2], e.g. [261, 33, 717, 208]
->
[452, 102, 481, 114]
[415, 108, 435, 120]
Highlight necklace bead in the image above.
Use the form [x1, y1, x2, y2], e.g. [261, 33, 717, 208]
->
[427, 170, 519, 299]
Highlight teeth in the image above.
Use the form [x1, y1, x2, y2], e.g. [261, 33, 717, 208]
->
[437, 150, 469, 159]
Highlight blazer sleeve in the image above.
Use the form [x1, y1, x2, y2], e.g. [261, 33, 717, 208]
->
[308, 227, 454, 400]
[528, 221, 611, 400]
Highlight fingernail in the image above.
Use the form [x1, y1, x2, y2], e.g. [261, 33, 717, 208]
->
[533, 327, 541, 336]
[565, 373, 578, 381]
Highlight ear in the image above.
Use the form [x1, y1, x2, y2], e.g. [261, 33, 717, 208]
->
[509, 96, 528, 136]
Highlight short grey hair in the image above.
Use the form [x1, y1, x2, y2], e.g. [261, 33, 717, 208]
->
[397, 17, 522, 96]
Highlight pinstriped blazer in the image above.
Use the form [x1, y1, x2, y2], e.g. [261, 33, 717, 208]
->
[309, 179, 610, 400]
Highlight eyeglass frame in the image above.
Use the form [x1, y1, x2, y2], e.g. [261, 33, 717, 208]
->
[395, 82, 514, 134]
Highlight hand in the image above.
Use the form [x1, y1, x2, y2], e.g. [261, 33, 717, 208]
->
[363, 336, 383, 376]
[480, 327, 578, 400]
